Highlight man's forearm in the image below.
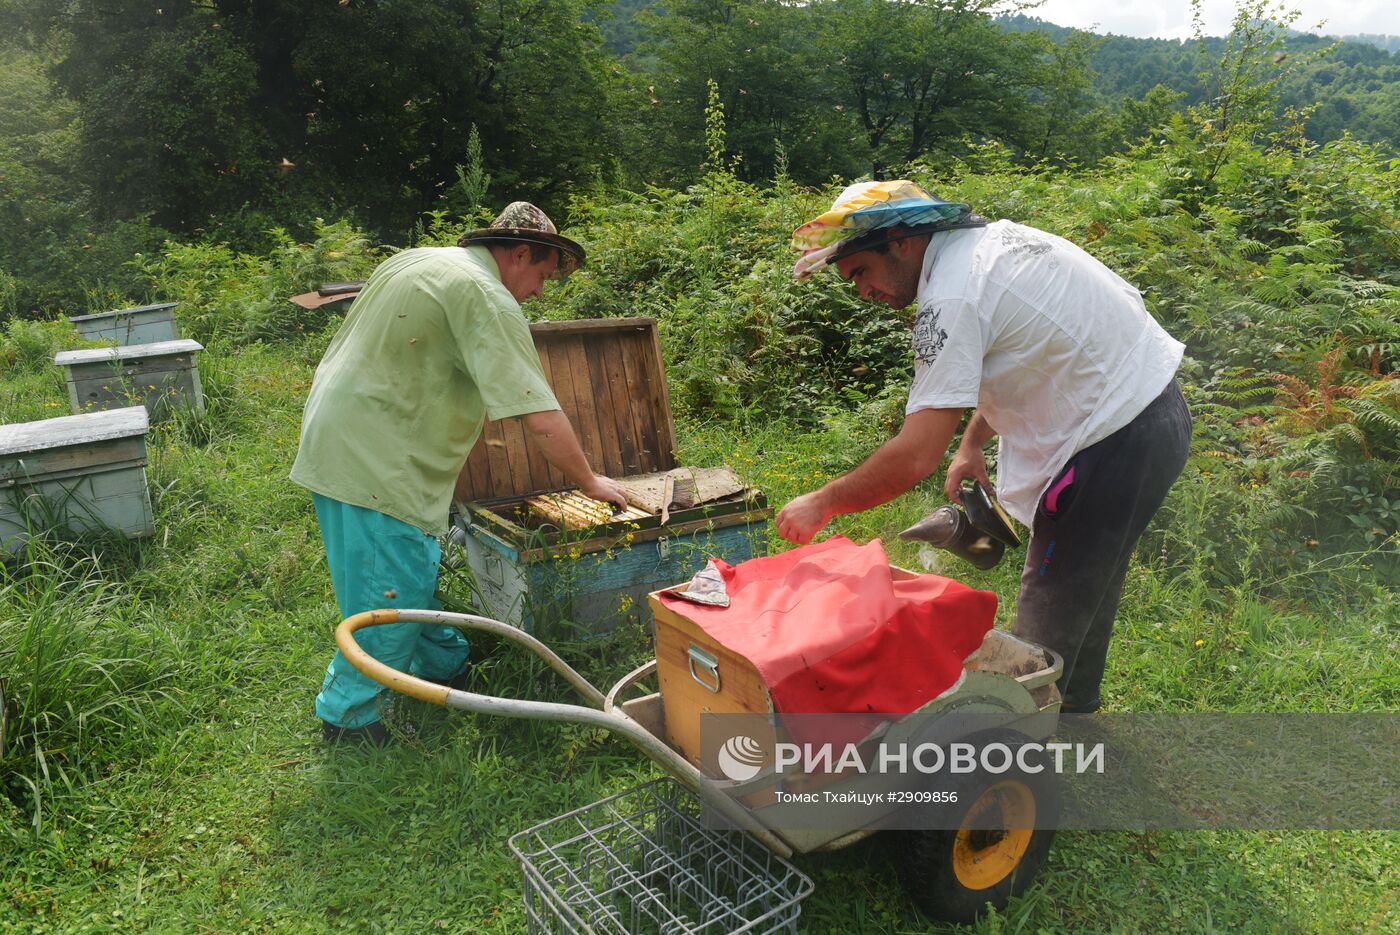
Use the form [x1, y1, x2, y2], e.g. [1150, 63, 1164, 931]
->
[815, 408, 963, 516]
[521, 409, 595, 488]
[960, 410, 996, 449]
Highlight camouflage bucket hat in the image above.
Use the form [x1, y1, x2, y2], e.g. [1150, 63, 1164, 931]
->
[459, 202, 586, 279]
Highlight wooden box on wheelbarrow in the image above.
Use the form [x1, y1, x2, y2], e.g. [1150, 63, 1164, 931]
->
[649, 570, 1065, 771]
[447, 317, 770, 639]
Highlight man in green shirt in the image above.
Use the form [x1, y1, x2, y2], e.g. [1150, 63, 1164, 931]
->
[292, 202, 627, 744]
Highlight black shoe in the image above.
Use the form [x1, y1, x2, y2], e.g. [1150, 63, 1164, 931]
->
[321, 719, 392, 746]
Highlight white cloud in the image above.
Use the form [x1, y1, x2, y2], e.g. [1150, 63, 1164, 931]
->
[1029, 0, 1400, 40]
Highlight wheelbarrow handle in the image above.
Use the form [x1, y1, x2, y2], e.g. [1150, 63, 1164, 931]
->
[335, 608, 607, 710]
[335, 609, 797, 857]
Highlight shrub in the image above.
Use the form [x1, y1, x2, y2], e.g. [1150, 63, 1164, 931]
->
[136, 219, 380, 345]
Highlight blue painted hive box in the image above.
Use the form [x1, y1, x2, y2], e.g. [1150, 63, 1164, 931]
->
[54, 339, 205, 417]
[448, 318, 770, 638]
[0, 406, 153, 554]
[69, 302, 180, 346]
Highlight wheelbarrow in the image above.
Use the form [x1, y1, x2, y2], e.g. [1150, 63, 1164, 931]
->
[336, 606, 1064, 929]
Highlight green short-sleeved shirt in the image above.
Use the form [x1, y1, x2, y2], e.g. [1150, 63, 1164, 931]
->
[290, 245, 559, 534]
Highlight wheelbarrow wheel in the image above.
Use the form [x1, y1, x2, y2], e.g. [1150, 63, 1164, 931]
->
[893, 735, 1059, 924]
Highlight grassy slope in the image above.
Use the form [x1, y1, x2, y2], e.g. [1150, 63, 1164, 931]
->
[1, 338, 1397, 934]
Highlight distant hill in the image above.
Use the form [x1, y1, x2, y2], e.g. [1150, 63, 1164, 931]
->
[998, 13, 1400, 53]
[994, 14, 1400, 154]
[1338, 33, 1400, 54]
[596, 4, 1400, 155]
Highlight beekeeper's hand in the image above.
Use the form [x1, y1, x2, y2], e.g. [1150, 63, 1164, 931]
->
[944, 411, 995, 502]
[581, 474, 629, 511]
[944, 444, 992, 504]
[777, 491, 833, 544]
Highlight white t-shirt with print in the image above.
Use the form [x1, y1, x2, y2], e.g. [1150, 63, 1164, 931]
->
[905, 220, 1184, 526]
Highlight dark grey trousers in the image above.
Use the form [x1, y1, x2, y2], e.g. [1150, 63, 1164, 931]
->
[1012, 380, 1192, 711]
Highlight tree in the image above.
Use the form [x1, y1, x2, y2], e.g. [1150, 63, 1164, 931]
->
[10, 0, 633, 239]
[642, 0, 860, 184]
[1024, 29, 1101, 164]
[814, 0, 1049, 175]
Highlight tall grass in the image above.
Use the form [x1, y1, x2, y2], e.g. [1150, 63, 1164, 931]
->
[0, 149, 1395, 930]
[0, 540, 188, 835]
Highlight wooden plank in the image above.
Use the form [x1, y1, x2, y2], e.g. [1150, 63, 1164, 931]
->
[72, 365, 193, 389]
[647, 323, 678, 467]
[583, 336, 624, 477]
[69, 302, 177, 323]
[1, 438, 147, 484]
[0, 407, 147, 456]
[456, 417, 496, 501]
[72, 308, 179, 346]
[620, 336, 664, 473]
[70, 365, 202, 416]
[498, 416, 533, 498]
[459, 501, 528, 547]
[482, 425, 512, 499]
[564, 336, 606, 474]
[527, 318, 653, 335]
[56, 339, 202, 367]
[533, 343, 568, 490]
[511, 414, 553, 497]
[597, 335, 641, 474]
[542, 339, 576, 490]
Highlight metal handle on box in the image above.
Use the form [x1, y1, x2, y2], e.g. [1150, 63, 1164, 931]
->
[687, 645, 721, 693]
[482, 550, 504, 588]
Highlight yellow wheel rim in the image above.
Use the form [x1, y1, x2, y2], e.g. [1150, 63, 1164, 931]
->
[951, 780, 1037, 890]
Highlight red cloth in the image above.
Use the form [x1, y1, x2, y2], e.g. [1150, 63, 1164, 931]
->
[659, 537, 996, 717]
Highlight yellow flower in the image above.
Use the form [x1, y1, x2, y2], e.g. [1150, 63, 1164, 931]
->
[1194, 639, 1205, 647]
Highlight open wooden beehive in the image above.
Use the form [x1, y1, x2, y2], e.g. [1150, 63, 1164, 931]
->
[447, 317, 770, 637]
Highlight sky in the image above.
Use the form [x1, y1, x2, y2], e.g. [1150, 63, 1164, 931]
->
[1027, 0, 1399, 41]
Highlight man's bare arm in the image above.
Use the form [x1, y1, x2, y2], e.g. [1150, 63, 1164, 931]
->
[776, 407, 964, 544]
[521, 409, 628, 509]
[945, 409, 997, 501]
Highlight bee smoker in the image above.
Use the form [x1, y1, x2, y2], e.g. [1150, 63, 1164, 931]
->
[898, 481, 1022, 570]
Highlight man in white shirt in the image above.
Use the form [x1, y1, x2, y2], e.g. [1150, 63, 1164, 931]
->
[779, 181, 1191, 713]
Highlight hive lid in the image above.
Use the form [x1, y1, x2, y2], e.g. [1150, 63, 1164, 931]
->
[69, 302, 178, 323]
[0, 405, 149, 456]
[456, 317, 678, 503]
[55, 338, 204, 366]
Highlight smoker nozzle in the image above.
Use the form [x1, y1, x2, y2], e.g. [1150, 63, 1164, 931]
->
[898, 504, 1006, 570]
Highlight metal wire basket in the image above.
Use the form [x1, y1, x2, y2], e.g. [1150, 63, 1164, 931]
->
[509, 778, 814, 934]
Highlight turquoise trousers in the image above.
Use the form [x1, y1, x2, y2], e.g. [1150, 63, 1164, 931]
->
[312, 494, 470, 728]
